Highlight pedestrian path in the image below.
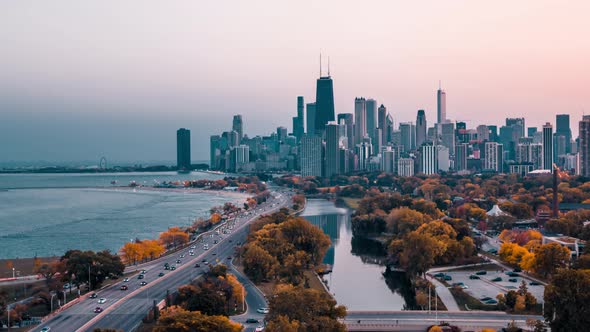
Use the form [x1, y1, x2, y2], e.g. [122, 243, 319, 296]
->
[425, 275, 460, 311]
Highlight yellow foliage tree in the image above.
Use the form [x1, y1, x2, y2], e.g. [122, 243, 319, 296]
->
[428, 326, 443, 332]
[159, 227, 189, 247]
[121, 242, 143, 265]
[210, 213, 222, 224]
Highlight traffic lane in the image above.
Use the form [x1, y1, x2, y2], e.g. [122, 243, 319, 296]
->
[346, 311, 542, 320]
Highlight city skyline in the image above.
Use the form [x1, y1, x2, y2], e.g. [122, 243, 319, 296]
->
[2, 1, 590, 163]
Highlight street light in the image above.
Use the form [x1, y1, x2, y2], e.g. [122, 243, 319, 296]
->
[12, 267, 15, 280]
[50, 293, 57, 313]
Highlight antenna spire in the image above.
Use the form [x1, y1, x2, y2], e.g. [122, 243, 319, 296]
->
[439, 80, 441, 90]
[320, 53, 322, 77]
[328, 56, 330, 76]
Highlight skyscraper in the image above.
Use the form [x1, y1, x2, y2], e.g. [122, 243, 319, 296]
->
[306, 102, 316, 136]
[454, 143, 468, 171]
[232, 115, 243, 143]
[476, 125, 490, 142]
[176, 128, 191, 170]
[506, 118, 525, 139]
[441, 122, 455, 154]
[293, 96, 305, 141]
[337, 113, 354, 149]
[484, 142, 503, 172]
[386, 114, 394, 144]
[325, 123, 340, 178]
[354, 97, 367, 145]
[556, 114, 572, 153]
[399, 122, 413, 153]
[420, 143, 438, 175]
[378, 104, 387, 145]
[579, 116, 590, 177]
[315, 75, 335, 133]
[542, 123, 553, 170]
[210, 135, 221, 170]
[300, 135, 323, 177]
[416, 110, 427, 147]
[365, 99, 377, 146]
[437, 86, 446, 124]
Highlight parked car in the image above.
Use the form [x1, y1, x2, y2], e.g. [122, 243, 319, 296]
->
[443, 275, 452, 281]
[491, 277, 503, 282]
[433, 272, 445, 278]
[475, 271, 487, 275]
[529, 281, 542, 286]
[176, 259, 181, 264]
[469, 275, 480, 280]
[513, 267, 522, 272]
[506, 271, 519, 277]
[40, 328, 51, 332]
[484, 299, 498, 305]
[508, 278, 518, 282]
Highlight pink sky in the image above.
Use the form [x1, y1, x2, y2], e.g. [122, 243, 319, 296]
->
[1, 0, 589, 161]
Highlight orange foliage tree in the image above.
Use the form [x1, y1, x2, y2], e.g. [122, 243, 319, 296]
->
[159, 227, 190, 248]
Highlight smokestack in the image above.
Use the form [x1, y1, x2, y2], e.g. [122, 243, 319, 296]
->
[553, 165, 559, 218]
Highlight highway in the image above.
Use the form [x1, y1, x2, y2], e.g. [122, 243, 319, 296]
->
[33, 188, 291, 332]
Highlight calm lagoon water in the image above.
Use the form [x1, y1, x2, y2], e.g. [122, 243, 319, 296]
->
[302, 199, 411, 311]
[0, 172, 247, 259]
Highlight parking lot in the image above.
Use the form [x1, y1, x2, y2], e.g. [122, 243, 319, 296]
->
[437, 265, 545, 305]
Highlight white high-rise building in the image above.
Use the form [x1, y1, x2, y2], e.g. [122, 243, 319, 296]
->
[398, 158, 414, 177]
[484, 142, 504, 172]
[420, 144, 438, 175]
[437, 87, 446, 124]
[381, 146, 396, 173]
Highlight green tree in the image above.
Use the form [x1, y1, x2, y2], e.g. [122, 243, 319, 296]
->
[544, 269, 590, 331]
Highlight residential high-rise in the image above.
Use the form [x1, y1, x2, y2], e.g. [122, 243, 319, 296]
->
[484, 142, 503, 172]
[420, 143, 438, 175]
[441, 122, 455, 154]
[176, 128, 191, 170]
[579, 116, 590, 177]
[476, 125, 489, 142]
[542, 123, 553, 170]
[366, 99, 377, 146]
[378, 105, 387, 145]
[381, 146, 396, 173]
[437, 145, 450, 172]
[355, 141, 371, 171]
[437, 86, 446, 124]
[292, 96, 305, 141]
[300, 135, 323, 177]
[315, 75, 335, 133]
[306, 102, 316, 136]
[400, 122, 414, 153]
[556, 114, 572, 153]
[232, 115, 243, 143]
[416, 110, 427, 147]
[398, 158, 414, 177]
[210, 135, 221, 170]
[234, 145, 250, 171]
[337, 113, 354, 149]
[454, 143, 468, 171]
[354, 97, 367, 145]
[325, 123, 340, 178]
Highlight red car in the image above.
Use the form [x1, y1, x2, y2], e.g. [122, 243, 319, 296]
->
[94, 307, 103, 313]
[120, 285, 128, 291]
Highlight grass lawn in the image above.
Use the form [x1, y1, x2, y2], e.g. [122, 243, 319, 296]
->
[448, 286, 500, 311]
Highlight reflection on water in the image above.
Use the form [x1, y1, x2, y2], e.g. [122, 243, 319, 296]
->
[301, 199, 409, 311]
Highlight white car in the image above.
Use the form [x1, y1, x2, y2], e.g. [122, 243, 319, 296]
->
[255, 326, 265, 332]
[98, 298, 106, 304]
[256, 307, 270, 314]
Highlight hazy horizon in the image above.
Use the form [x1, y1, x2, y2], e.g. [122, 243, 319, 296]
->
[2, 0, 589, 163]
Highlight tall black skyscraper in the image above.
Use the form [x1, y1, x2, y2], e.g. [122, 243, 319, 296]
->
[177, 128, 191, 170]
[293, 96, 305, 141]
[416, 110, 427, 147]
[556, 114, 572, 153]
[314, 74, 335, 134]
[232, 115, 243, 143]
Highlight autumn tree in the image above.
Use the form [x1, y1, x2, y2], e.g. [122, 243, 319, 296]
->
[159, 227, 189, 248]
[532, 243, 570, 278]
[153, 306, 242, 332]
[266, 315, 300, 332]
[386, 207, 431, 236]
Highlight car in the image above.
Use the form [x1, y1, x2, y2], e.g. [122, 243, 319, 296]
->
[138, 274, 144, 279]
[171, 266, 176, 271]
[123, 278, 129, 282]
[480, 297, 492, 301]
[529, 281, 542, 286]
[513, 267, 522, 272]
[255, 326, 265, 332]
[443, 275, 452, 281]
[487, 249, 498, 254]
[164, 262, 170, 267]
[176, 259, 181, 264]
[508, 278, 518, 282]
[227, 256, 232, 260]
[452, 282, 465, 287]
[140, 281, 147, 286]
[491, 277, 503, 282]
[506, 271, 519, 277]
[202, 259, 207, 262]
[195, 263, 201, 267]
[256, 307, 270, 314]
[229, 239, 233, 243]
[212, 253, 217, 256]
[180, 254, 185, 258]
[140, 270, 147, 274]
[484, 299, 498, 305]
[433, 272, 445, 278]
[158, 272, 165, 277]
[189, 252, 194, 256]
[164, 266, 170, 270]
[475, 271, 487, 275]
[94, 307, 103, 313]
[469, 275, 480, 280]
[120, 285, 128, 290]
[98, 298, 106, 304]
[63, 283, 71, 289]
[246, 318, 260, 324]
[40, 328, 51, 332]
[89, 293, 98, 298]
[214, 240, 219, 244]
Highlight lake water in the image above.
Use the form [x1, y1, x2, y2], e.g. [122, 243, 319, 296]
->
[301, 199, 411, 311]
[0, 172, 247, 259]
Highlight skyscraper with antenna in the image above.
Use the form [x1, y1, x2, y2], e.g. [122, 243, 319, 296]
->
[314, 54, 335, 134]
[437, 81, 446, 124]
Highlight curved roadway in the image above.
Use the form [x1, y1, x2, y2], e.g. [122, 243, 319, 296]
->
[33, 189, 291, 332]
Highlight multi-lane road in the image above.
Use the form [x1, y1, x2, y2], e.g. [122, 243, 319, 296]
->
[34, 189, 292, 332]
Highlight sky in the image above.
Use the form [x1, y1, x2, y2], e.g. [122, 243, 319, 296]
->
[1, 0, 590, 165]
